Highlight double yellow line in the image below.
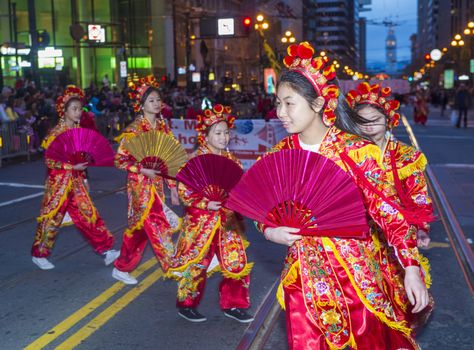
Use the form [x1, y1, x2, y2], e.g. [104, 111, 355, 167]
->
[25, 258, 163, 350]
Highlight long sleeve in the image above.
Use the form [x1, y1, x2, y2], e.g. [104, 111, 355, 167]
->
[402, 169, 434, 233]
[45, 158, 73, 171]
[361, 183, 420, 268]
[178, 182, 209, 209]
[340, 148, 421, 269]
[114, 140, 141, 174]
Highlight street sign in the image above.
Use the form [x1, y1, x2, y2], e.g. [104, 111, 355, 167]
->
[88, 24, 105, 43]
[218, 18, 235, 36]
[120, 61, 127, 78]
[470, 59, 474, 73]
[444, 69, 454, 89]
[192, 72, 201, 82]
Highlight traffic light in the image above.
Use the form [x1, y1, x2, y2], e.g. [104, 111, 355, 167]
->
[37, 30, 50, 48]
[243, 16, 252, 36]
[424, 53, 431, 62]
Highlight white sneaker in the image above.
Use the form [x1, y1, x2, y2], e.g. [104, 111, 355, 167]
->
[207, 254, 219, 273]
[112, 268, 138, 285]
[32, 257, 55, 270]
[103, 250, 120, 266]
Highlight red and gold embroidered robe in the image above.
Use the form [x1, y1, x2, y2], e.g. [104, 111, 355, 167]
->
[169, 146, 253, 279]
[381, 135, 434, 234]
[37, 123, 98, 225]
[32, 123, 114, 257]
[115, 116, 176, 236]
[257, 128, 431, 349]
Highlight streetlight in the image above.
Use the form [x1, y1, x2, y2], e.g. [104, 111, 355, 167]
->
[281, 30, 295, 44]
[255, 14, 269, 31]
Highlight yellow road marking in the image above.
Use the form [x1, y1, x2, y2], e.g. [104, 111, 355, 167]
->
[25, 258, 157, 350]
[55, 268, 164, 350]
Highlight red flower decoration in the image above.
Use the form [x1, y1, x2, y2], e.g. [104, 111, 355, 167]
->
[297, 42, 314, 59]
[195, 105, 235, 145]
[282, 41, 340, 126]
[346, 82, 401, 129]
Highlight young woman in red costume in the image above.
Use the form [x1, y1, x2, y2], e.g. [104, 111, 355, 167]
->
[31, 86, 118, 270]
[168, 105, 254, 323]
[346, 82, 434, 248]
[256, 42, 431, 350]
[112, 76, 180, 285]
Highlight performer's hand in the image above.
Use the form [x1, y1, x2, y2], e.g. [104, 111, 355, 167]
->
[208, 201, 222, 211]
[170, 187, 180, 205]
[73, 162, 88, 171]
[404, 266, 429, 313]
[140, 168, 159, 179]
[264, 227, 302, 246]
[416, 230, 431, 248]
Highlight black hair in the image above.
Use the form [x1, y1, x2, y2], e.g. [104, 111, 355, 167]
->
[277, 70, 370, 139]
[353, 103, 387, 118]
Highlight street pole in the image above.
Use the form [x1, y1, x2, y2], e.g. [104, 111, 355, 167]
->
[12, 2, 19, 79]
[185, 13, 191, 90]
[27, 0, 39, 87]
[71, 0, 82, 86]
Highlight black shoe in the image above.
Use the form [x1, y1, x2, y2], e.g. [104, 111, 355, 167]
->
[223, 308, 254, 323]
[178, 308, 207, 322]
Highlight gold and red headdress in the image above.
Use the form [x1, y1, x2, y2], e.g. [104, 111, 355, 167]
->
[283, 42, 340, 127]
[128, 75, 160, 113]
[195, 104, 235, 145]
[56, 85, 85, 118]
[346, 82, 401, 128]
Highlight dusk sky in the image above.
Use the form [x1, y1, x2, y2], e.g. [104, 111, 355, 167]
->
[364, 0, 418, 67]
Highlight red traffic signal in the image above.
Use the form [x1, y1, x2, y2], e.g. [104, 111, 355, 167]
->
[424, 53, 431, 62]
[243, 17, 252, 27]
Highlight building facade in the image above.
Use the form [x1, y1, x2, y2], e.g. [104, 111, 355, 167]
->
[302, 0, 361, 70]
[0, 0, 285, 90]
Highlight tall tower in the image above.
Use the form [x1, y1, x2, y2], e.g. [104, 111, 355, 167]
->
[386, 27, 397, 75]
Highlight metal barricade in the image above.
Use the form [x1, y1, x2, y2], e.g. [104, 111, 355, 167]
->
[0, 121, 29, 167]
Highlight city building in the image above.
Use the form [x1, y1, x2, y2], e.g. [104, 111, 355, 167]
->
[302, 0, 371, 71]
[303, 0, 360, 69]
[0, 0, 286, 90]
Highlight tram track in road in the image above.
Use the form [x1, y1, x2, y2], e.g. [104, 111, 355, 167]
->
[0, 186, 126, 235]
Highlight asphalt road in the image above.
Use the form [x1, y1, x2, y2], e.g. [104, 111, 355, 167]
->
[0, 106, 473, 349]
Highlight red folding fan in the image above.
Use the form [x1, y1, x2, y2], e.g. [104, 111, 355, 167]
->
[45, 128, 115, 166]
[226, 149, 369, 238]
[176, 153, 244, 202]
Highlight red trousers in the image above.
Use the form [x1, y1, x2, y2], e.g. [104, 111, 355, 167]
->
[31, 192, 114, 258]
[114, 198, 174, 272]
[176, 232, 250, 310]
[284, 271, 419, 350]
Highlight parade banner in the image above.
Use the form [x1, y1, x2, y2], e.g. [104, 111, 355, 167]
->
[168, 119, 287, 169]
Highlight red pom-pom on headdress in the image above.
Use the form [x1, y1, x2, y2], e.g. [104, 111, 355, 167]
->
[283, 42, 340, 127]
[56, 85, 85, 118]
[128, 75, 160, 113]
[346, 82, 401, 128]
[195, 104, 235, 145]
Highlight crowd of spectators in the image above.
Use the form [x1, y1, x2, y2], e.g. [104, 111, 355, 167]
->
[0, 78, 277, 155]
